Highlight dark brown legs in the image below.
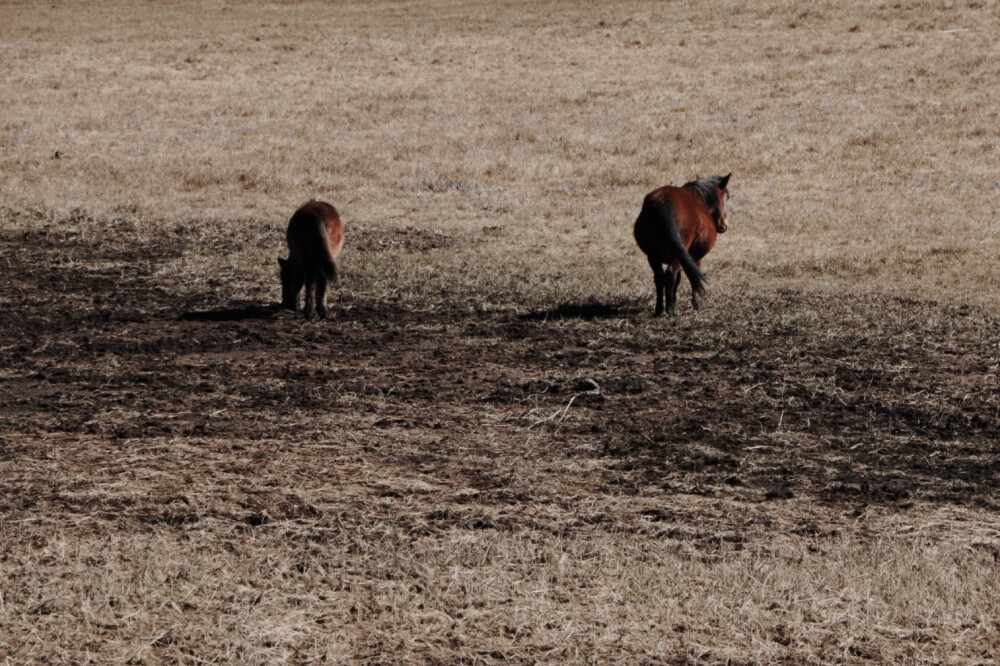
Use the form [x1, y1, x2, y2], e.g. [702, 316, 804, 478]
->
[688, 260, 703, 310]
[648, 256, 665, 316]
[303, 277, 328, 320]
[283, 259, 338, 320]
[304, 265, 340, 319]
[314, 277, 328, 319]
[650, 256, 703, 316]
[648, 257, 680, 316]
[303, 281, 314, 318]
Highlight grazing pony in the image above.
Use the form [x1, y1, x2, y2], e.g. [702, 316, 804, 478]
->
[278, 200, 344, 319]
[633, 173, 731, 316]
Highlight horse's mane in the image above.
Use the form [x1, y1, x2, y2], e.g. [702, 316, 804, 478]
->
[682, 175, 725, 210]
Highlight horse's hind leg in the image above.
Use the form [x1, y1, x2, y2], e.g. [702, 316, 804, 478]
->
[662, 265, 680, 315]
[690, 260, 703, 310]
[303, 280, 316, 318]
[647, 257, 665, 316]
[315, 276, 328, 320]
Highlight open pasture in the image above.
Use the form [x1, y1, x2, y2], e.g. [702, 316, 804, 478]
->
[1, 0, 999, 662]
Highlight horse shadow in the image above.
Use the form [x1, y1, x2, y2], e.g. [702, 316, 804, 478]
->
[519, 301, 638, 322]
[179, 302, 280, 322]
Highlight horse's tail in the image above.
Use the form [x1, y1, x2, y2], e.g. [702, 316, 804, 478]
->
[647, 197, 708, 297]
[318, 234, 337, 282]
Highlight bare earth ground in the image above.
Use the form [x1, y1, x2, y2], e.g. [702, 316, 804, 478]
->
[2, 215, 999, 663]
[2, 0, 1000, 663]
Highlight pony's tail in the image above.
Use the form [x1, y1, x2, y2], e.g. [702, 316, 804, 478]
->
[650, 198, 708, 297]
[317, 227, 337, 282]
[319, 251, 336, 283]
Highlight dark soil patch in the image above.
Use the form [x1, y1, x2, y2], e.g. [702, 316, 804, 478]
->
[2, 228, 999, 533]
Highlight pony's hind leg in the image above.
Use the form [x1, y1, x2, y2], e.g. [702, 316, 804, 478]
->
[647, 257, 665, 316]
[663, 269, 677, 315]
[689, 260, 704, 310]
[303, 280, 316, 318]
[315, 276, 328, 320]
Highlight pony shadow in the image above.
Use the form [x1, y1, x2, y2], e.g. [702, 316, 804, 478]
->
[520, 301, 637, 322]
[180, 303, 280, 322]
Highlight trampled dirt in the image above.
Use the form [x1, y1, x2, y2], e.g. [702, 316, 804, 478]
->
[4, 0, 1000, 659]
[2, 224, 998, 541]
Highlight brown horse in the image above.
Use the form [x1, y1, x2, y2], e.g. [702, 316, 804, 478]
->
[278, 200, 344, 319]
[633, 173, 731, 316]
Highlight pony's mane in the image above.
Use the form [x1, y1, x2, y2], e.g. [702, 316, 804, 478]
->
[682, 175, 726, 210]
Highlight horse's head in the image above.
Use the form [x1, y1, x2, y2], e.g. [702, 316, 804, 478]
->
[713, 173, 731, 234]
[683, 173, 732, 234]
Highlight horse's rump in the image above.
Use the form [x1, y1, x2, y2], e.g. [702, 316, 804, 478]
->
[287, 201, 343, 280]
[634, 190, 707, 297]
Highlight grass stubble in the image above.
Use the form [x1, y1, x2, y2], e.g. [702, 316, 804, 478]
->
[1, 0, 1000, 663]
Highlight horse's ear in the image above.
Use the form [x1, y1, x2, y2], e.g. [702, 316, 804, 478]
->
[719, 173, 731, 189]
[278, 257, 287, 268]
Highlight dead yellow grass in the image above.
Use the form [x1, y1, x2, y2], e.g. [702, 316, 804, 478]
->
[2, 0, 1000, 663]
[3, 0, 999, 303]
[5, 508, 999, 663]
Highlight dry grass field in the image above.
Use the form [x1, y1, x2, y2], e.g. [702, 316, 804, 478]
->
[2, 0, 1000, 663]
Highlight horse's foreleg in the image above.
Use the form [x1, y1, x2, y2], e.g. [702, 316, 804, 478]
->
[648, 257, 665, 316]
